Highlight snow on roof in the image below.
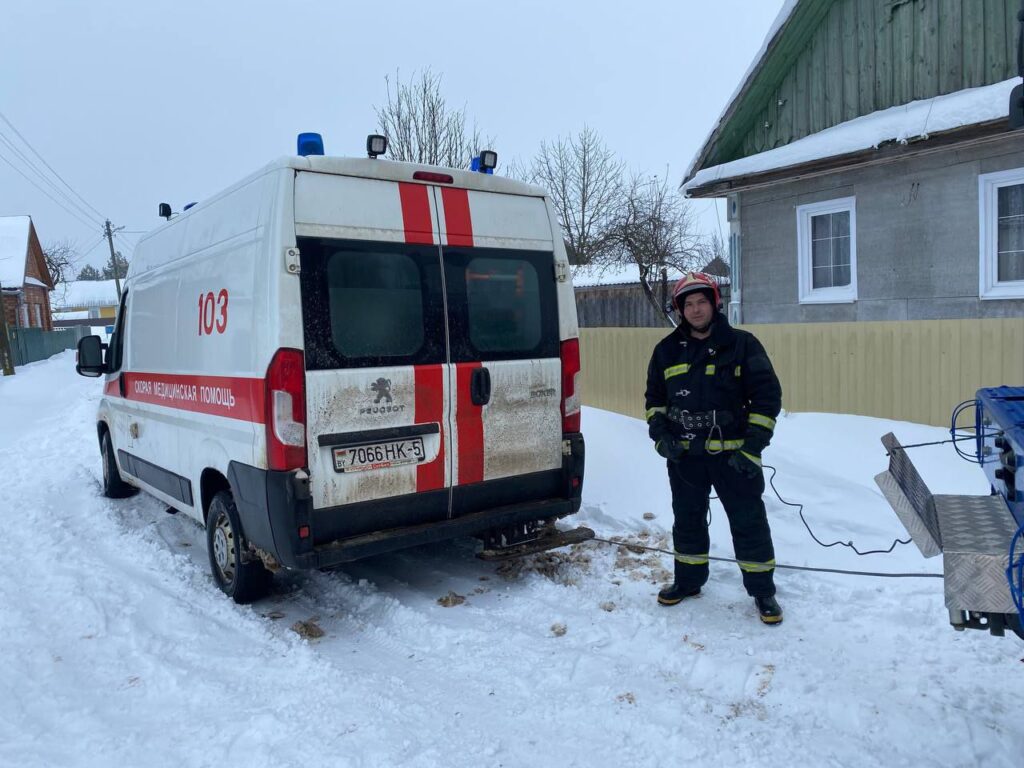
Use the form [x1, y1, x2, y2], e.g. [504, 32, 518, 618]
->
[0, 215, 31, 288]
[684, 78, 1018, 193]
[51, 279, 120, 309]
[684, 0, 800, 182]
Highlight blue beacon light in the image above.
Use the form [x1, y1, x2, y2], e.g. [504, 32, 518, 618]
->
[297, 133, 325, 157]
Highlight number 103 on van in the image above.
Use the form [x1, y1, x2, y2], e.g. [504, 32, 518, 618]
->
[198, 290, 229, 335]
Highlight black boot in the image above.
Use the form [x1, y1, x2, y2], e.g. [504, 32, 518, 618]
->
[754, 595, 783, 625]
[657, 584, 701, 606]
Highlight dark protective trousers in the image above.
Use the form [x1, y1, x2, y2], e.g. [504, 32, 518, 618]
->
[667, 454, 776, 598]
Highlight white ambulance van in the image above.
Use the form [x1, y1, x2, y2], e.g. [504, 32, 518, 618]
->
[76, 137, 587, 603]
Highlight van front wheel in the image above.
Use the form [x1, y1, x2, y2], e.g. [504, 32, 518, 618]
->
[101, 430, 137, 499]
[206, 490, 272, 604]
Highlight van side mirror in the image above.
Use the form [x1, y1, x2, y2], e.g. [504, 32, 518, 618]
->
[76, 335, 108, 377]
[158, 202, 172, 220]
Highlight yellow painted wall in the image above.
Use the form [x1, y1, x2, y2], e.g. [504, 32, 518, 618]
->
[580, 319, 1024, 428]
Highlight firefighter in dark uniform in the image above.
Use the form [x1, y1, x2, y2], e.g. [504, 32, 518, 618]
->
[645, 272, 784, 624]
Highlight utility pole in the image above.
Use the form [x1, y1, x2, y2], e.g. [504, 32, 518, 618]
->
[103, 219, 125, 298]
[0, 282, 15, 376]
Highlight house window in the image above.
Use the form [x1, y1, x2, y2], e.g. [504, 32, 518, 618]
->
[19, 304, 28, 328]
[979, 168, 1024, 299]
[32, 304, 42, 328]
[796, 197, 857, 304]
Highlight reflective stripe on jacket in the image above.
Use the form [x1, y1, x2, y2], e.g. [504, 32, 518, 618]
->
[644, 313, 782, 449]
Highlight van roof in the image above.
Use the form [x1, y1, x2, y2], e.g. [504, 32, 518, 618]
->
[291, 156, 546, 197]
[131, 156, 550, 277]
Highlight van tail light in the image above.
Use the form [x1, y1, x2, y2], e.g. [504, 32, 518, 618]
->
[265, 348, 307, 471]
[560, 338, 581, 433]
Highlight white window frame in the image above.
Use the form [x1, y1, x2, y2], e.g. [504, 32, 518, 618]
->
[796, 196, 857, 304]
[978, 168, 1024, 300]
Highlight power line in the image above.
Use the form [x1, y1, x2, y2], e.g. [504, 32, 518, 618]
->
[0, 131, 103, 228]
[0, 109, 107, 221]
[0, 149, 100, 232]
[78, 234, 106, 258]
[114, 233, 136, 256]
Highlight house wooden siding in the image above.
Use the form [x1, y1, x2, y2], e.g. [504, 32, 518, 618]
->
[738, 130, 1024, 323]
[703, 0, 1019, 172]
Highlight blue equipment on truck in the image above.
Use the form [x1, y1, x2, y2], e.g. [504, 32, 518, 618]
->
[875, 387, 1024, 640]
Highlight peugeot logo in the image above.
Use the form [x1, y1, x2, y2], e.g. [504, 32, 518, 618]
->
[370, 377, 393, 404]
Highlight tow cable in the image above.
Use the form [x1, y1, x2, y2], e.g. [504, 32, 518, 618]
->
[588, 536, 942, 579]
[584, 456, 948, 580]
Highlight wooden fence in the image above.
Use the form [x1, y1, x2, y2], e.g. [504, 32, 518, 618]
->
[6, 326, 86, 368]
[580, 319, 1024, 428]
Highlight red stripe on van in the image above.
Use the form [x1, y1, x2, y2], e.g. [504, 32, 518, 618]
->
[414, 365, 446, 492]
[441, 187, 474, 247]
[104, 378, 120, 397]
[455, 362, 484, 485]
[399, 182, 434, 244]
[117, 372, 265, 423]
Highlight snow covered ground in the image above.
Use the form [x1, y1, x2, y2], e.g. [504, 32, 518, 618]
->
[1, 352, 1021, 768]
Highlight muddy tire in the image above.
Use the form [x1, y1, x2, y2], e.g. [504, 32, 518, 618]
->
[206, 490, 272, 604]
[101, 429, 137, 499]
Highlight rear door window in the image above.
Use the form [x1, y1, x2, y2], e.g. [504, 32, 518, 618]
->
[298, 238, 446, 370]
[444, 249, 559, 362]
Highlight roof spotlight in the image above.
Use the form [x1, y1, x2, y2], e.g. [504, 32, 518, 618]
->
[367, 134, 388, 158]
[478, 150, 497, 171]
[471, 150, 497, 174]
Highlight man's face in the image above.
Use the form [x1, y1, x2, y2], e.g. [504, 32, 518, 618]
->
[682, 292, 713, 330]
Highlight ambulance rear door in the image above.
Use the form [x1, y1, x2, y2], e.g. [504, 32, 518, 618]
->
[295, 172, 452, 535]
[433, 187, 563, 518]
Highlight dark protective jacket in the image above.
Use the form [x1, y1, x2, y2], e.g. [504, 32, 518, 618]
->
[644, 312, 782, 457]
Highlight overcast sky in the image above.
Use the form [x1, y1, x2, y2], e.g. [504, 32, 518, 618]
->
[0, 0, 784, 272]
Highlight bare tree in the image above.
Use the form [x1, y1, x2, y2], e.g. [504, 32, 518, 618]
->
[375, 69, 488, 168]
[528, 127, 624, 266]
[608, 174, 708, 325]
[42, 240, 79, 286]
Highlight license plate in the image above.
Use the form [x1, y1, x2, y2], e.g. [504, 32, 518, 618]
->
[332, 437, 425, 473]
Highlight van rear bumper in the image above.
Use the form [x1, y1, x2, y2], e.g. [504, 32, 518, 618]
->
[228, 431, 585, 570]
[303, 497, 577, 568]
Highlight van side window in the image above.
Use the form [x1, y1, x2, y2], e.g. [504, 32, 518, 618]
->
[298, 238, 446, 370]
[108, 290, 128, 373]
[327, 252, 424, 358]
[464, 257, 542, 353]
[444, 249, 559, 363]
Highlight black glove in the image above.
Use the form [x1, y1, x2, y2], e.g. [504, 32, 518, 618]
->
[728, 449, 761, 478]
[648, 413, 671, 443]
[742, 426, 772, 455]
[656, 439, 687, 462]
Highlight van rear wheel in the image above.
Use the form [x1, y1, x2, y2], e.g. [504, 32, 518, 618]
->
[206, 490, 272, 604]
[101, 430, 137, 499]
